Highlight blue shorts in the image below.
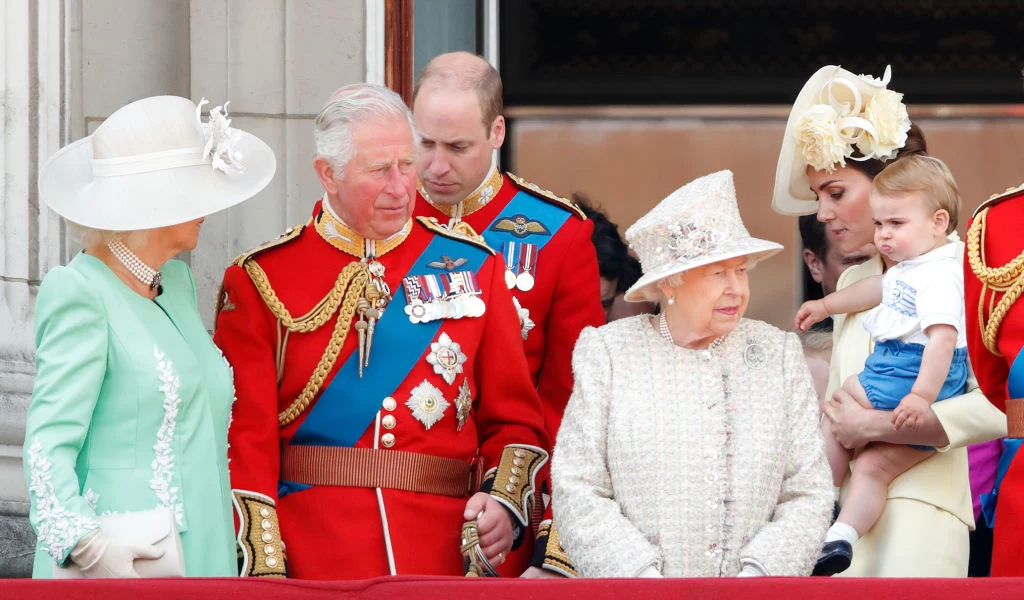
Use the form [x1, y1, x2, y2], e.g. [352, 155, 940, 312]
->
[858, 340, 968, 450]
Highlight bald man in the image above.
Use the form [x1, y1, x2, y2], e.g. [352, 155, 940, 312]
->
[413, 52, 605, 577]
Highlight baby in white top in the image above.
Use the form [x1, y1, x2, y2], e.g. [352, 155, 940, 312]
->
[796, 155, 966, 575]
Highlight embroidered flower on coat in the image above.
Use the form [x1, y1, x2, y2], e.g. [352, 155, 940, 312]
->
[26, 438, 99, 561]
[151, 346, 185, 528]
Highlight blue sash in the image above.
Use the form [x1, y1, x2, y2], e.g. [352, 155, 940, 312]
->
[483, 190, 572, 253]
[289, 235, 489, 449]
[980, 350, 1024, 527]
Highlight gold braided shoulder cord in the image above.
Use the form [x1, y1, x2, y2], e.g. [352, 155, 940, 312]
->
[967, 208, 1024, 355]
[242, 260, 370, 425]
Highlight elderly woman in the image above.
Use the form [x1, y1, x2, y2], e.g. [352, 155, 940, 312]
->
[772, 65, 1006, 577]
[24, 96, 275, 578]
[552, 170, 833, 577]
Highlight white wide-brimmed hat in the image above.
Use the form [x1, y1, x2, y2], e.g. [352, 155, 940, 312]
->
[624, 170, 783, 302]
[772, 65, 912, 216]
[39, 95, 276, 230]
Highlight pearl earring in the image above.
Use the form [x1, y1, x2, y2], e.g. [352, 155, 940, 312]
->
[667, 296, 675, 305]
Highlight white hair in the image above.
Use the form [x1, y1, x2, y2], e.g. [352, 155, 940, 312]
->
[67, 220, 148, 249]
[313, 83, 420, 176]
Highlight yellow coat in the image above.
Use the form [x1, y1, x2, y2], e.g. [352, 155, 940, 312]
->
[829, 245, 1006, 577]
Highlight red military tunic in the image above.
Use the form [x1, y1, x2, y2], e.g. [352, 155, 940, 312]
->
[215, 200, 549, 580]
[965, 184, 1024, 577]
[415, 169, 605, 575]
[414, 169, 606, 438]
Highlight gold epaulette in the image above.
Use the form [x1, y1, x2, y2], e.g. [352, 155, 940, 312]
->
[973, 182, 1024, 218]
[507, 172, 587, 220]
[415, 216, 496, 255]
[233, 221, 308, 267]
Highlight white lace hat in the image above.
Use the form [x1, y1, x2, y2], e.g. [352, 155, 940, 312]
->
[772, 65, 911, 216]
[39, 95, 276, 231]
[624, 170, 783, 302]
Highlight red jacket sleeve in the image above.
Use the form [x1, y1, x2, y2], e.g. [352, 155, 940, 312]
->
[215, 264, 283, 502]
[537, 218, 607, 436]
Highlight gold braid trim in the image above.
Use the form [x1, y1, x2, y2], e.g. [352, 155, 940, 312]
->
[967, 207, 1024, 355]
[245, 261, 366, 333]
[242, 258, 370, 426]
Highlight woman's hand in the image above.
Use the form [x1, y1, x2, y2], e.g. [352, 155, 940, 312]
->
[463, 492, 513, 567]
[795, 299, 829, 332]
[70, 529, 165, 578]
[892, 392, 933, 430]
[823, 387, 872, 449]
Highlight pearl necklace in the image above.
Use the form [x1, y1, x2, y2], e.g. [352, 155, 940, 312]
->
[658, 311, 725, 360]
[107, 240, 162, 291]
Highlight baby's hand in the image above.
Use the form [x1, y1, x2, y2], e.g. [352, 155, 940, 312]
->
[795, 299, 829, 332]
[892, 392, 933, 430]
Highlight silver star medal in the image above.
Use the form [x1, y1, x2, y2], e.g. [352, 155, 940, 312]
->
[513, 297, 534, 341]
[744, 337, 767, 369]
[455, 378, 472, 432]
[406, 380, 450, 430]
[426, 333, 467, 385]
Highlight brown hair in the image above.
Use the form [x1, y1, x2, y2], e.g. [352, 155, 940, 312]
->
[847, 123, 928, 180]
[871, 154, 961, 234]
[413, 52, 503, 131]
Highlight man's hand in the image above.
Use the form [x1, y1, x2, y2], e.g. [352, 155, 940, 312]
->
[795, 299, 830, 332]
[892, 392, 933, 430]
[463, 492, 513, 566]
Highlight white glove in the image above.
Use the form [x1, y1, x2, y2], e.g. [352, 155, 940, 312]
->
[70, 528, 165, 578]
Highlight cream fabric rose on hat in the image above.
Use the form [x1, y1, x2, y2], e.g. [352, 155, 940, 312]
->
[796, 105, 853, 174]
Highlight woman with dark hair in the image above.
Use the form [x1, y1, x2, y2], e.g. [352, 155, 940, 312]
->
[573, 193, 655, 321]
[772, 65, 1005, 577]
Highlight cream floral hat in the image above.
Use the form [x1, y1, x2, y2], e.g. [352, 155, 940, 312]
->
[772, 65, 912, 216]
[624, 170, 783, 302]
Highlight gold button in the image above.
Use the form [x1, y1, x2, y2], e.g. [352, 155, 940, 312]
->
[382, 415, 396, 429]
[381, 433, 396, 448]
[261, 518, 273, 530]
[264, 545, 276, 555]
[505, 484, 516, 493]
[508, 476, 520, 485]
[260, 507, 271, 518]
[261, 531, 273, 543]
[513, 458, 524, 467]
[265, 556, 278, 568]
[511, 467, 522, 476]
[513, 449, 526, 458]
[382, 397, 397, 411]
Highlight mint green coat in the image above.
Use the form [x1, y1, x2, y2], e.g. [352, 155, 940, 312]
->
[24, 253, 236, 577]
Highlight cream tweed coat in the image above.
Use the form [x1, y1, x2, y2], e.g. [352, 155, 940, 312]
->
[553, 316, 832, 577]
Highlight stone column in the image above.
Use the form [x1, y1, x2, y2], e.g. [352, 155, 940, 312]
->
[0, 0, 69, 577]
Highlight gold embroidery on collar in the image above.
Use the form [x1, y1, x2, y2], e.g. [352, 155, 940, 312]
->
[314, 206, 411, 259]
[420, 167, 504, 219]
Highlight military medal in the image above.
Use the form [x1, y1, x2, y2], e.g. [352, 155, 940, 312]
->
[406, 380, 450, 430]
[403, 270, 486, 323]
[515, 243, 537, 292]
[502, 241, 519, 289]
[426, 333, 467, 385]
[455, 378, 472, 432]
